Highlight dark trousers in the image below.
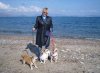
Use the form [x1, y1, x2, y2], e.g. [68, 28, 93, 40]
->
[45, 36, 50, 49]
[38, 36, 50, 49]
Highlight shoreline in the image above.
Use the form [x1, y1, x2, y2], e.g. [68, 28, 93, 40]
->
[0, 34, 100, 41]
[0, 34, 100, 48]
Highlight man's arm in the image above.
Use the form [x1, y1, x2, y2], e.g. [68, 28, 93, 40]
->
[50, 17, 53, 32]
[32, 16, 38, 31]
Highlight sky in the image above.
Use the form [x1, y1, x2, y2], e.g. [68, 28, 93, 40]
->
[0, 0, 100, 17]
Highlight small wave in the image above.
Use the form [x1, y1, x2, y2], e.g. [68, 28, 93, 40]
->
[85, 38, 100, 41]
[0, 29, 32, 35]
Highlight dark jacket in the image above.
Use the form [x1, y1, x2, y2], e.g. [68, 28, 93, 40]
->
[34, 15, 53, 47]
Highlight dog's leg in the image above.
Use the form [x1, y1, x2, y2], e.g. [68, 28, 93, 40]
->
[32, 59, 38, 68]
[22, 60, 25, 66]
[55, 57, 58, 63]
[30, 63, 33, 70]
[43, 60, 46, 64]
[33, 63, 38, 68]
[50, 56, 53, 62]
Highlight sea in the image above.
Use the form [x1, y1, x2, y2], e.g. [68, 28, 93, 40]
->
[0, 17, 100, 39]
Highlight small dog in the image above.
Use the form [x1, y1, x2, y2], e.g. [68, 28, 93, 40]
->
[51, 44, 58, 62]
[40, 49, 51, 64]
[21, 50, 38, 70]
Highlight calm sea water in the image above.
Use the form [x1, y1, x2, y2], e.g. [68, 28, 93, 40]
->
[0, 17, 100, 39]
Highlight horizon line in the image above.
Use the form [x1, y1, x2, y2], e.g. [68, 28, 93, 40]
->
[0, 16, 100, 17]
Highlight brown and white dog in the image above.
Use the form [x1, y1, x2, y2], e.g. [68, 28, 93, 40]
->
[51, 48, 58, 62]
[21, 50, 38, 70]
[51, 43, 58, 62]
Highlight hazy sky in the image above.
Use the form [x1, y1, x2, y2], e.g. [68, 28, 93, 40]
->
[0, 0, 100, 16]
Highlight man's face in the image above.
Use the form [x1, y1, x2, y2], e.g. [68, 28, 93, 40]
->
[42, 9, 48, 16]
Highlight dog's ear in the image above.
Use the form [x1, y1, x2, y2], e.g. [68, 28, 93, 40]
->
[41, 49, 45, 54]
[42, 48, 45, 52]
[41, 51, 43, 54]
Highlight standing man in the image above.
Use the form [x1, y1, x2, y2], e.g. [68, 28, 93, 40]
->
[32, 8, 53, 51]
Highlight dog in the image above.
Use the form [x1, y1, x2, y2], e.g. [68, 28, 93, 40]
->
[40, 49, 51, 64]
[51, 43, 58, 62]
[21, 50, 38, 70]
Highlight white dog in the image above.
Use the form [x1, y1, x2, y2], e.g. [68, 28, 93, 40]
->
[40, 49, 51, 64]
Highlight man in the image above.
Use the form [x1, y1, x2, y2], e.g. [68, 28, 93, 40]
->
[32, 8, 53, 51]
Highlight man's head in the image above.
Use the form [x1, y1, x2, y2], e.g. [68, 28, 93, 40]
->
[42, 8, 48, 16]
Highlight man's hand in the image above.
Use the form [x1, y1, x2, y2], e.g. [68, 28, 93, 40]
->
[50, 28, 53, 32]
[32, 28, 36, 32]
